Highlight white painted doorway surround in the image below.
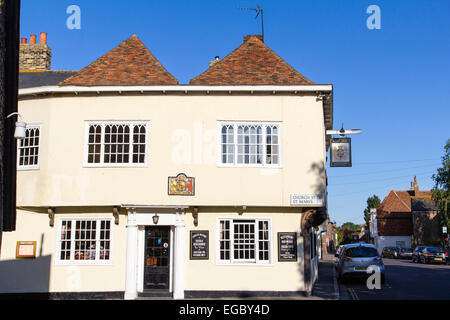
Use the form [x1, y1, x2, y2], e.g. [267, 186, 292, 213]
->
[123, 205, 188, 300]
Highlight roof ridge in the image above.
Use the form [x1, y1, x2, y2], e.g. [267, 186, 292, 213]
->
[392, 190, 412, 211]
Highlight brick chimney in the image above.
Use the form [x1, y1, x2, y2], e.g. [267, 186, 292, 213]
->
[209, 56, 220, 68]
[414, 176, 419, 194]
[19, 32, 51, 71]
[244, 34, 264, 43]
[410, 176, 419, 196]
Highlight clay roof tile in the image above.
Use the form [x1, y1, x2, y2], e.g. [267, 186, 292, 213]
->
[59, 35, 178, 86]
[189, 35, 314, 85]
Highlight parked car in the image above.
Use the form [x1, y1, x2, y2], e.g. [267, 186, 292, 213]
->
[382, 246, 400, 259]
[336, 243, 385, 283]
[417, 247, 448, 265]
[398, 248, 413, 259]
[412, 246, 427, 263]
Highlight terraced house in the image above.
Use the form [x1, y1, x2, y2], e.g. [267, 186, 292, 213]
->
[0, 32, 333, 299]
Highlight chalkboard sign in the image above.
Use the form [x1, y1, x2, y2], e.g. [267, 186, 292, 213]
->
[278, 232, 298, 262]
[190, 231, 209, 260]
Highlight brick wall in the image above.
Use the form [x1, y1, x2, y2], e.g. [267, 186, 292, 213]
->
[377, 215, 413, 236]
[412, 211, 442, 247]
[19, 34, 51, 71]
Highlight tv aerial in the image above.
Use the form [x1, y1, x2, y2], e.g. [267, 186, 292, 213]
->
[237, 3, 264, 39]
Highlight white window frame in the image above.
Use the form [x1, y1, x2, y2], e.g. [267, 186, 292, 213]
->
[55, 217, 114, 266]
[83, 121, 149, 168]
[17, 124, 42, 171]
[217, 121, 282, 168]
[216, 217, 273, 266]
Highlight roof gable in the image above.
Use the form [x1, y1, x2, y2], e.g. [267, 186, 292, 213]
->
[378, 190, 412, 214]
[59, 35, 178, 86]
[189, 35, 314, 85]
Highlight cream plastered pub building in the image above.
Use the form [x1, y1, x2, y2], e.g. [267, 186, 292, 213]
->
[0, 33, 333, 299]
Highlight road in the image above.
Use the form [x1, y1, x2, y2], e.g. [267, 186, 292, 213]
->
[339, 258, 450, 300]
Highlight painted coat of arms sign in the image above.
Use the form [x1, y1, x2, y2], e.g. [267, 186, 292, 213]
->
[168, 173, 195, 196]
[330, 138, 352, 167]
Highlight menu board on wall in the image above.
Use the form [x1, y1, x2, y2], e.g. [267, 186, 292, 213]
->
[278, 232, 297, 262]
[190, 231, 209, 260]
[16, 241, 37, 259]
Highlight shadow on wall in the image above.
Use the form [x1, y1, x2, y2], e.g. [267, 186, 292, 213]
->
[309, 161, 327, 197]
[0, 254, 51, 298]
[412, 211, 442, 247]
[0, 233, 51, 298]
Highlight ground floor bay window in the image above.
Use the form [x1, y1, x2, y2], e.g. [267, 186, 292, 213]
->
[217, 218, 271, 265]
[57, 217, 113, 265]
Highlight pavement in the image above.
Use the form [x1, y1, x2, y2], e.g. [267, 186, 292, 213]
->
[138, 253, 341, 300]
[311, 253, 340, 300]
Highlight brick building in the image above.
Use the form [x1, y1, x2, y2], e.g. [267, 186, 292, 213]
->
[370, 177, 441, 252]
[320, 221, 337, 255]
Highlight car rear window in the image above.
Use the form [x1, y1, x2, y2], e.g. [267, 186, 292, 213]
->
[427, 247, 441, 253]
[401, 248, 412, 252]
[345, 247, 378, 258]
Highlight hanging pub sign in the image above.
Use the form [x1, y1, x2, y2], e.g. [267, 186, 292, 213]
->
[278, 232, 298, 262]
[190, 231, 209, 260]
[330, 138, 352, 167]
[168, 173, 195, 196]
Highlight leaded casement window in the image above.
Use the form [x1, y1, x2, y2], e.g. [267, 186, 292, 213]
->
[57, 217, 113, 264]
[17, 125, 41, 170]
[217, 218, 271, 265]
[85, 121, 148, 167]
[218, 122, 281, 167]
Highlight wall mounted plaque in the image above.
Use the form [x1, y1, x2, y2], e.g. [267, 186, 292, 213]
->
[16, 241, 37, 259]
[278, 232, 297, 262]
[290, 194, 324, 207]
[168, 173, 195, 196]
[330, 138, 352, 167]
[190, 231, 209, 260]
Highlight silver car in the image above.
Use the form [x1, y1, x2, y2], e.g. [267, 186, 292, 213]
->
[336, 243, 385, 283]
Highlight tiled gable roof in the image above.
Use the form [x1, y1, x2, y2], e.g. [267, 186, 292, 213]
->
[378, 190, 412, 214]
[59, 35, 178, 86]
[189, 35, 314, 85]
[377, 189, 433, 216]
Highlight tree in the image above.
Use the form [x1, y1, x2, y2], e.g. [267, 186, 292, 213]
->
[432, 139, 450, 244]
[364, 195, 381, 224]
[336, 222, 363, 245]
[340, 222, 360, 231]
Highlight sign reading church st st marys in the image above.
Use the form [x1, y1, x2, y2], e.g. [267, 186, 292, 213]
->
[290, 194, 324, 207]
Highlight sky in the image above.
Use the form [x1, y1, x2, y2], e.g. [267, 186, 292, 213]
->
[20, 0, 450, 226]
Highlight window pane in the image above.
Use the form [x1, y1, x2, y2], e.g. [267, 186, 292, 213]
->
[60, 219, 111, 262]
[18, 127, 41, 168]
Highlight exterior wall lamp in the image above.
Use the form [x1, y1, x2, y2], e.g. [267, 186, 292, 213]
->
[152, 213, 159, 225]
[6, 112, 27, 139]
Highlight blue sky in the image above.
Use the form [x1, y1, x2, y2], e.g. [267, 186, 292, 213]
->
[20, 1, 450, 226]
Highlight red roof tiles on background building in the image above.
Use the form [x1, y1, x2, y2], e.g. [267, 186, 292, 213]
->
[189, 35, 315, 85]
[59, 35, 178, 86]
